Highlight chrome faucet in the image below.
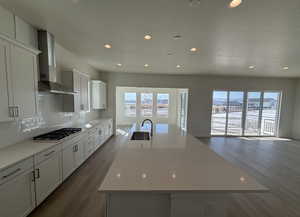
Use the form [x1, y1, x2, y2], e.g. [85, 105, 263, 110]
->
[141, 119, 153, 136]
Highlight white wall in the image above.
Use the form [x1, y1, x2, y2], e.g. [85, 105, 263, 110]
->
[116, 87, 179, 125]
[292, 80, 300, 139]
[0, 42, 101, 148]
[99, 71, 296, 138]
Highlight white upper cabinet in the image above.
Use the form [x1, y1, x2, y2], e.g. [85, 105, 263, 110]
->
[91, 80, 107, 110]
[0, 38, 13, 122]
[15, 16, 38, 49]
[0, 5, 15, 39]
[10, 45, 38, 119]
[80, 73, 90, 112]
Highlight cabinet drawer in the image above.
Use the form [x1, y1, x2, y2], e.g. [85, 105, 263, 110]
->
[35, 144, 61, 165]
[0, 157, 34, 185]
[88, 128, 98, 135]
[62, 134, 83, 150]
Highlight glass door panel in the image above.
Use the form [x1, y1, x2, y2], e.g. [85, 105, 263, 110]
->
[211, 91, 228, 135]
[261, 92, 280, 136]
[141, 93, 153, 117]
[227, 91, 244, 136]
[244, 92, 262, 136]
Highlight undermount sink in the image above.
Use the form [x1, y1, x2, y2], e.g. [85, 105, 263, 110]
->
[131, 131, 151, 140]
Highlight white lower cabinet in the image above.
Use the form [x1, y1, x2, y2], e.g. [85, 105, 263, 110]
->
[0, 159, 35, 217]
[0, 119, 113, 217]
[34, 147, 62, 205]
[62, 137, 84, 181]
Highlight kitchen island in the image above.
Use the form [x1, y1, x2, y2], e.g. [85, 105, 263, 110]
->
[99, 124, 268, 217]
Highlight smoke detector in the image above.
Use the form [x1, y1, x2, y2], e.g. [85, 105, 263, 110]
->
[189, 0, 201, 7]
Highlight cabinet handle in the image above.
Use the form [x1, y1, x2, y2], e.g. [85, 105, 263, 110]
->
[13, 106, 19, 118]
[35, 168, 40, 179]
[2, 168, 21, 179]
[73, 145, 79, 152]
[32, 171, 35, 182]
[44, 150, 55, 157]
[8, 106, 15, 117]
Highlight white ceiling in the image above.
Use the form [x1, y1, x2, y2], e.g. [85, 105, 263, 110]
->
[1, 0, 300, 77]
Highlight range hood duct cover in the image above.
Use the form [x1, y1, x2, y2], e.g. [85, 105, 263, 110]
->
[38, 30, 74, 95]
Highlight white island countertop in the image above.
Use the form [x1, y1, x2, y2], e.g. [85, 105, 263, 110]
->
[99, 124, 268, 193]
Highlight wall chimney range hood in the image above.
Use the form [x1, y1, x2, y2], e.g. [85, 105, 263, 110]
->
[38, 30, 75, 95]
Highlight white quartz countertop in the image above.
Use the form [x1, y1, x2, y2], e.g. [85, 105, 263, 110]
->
[0, 118, 111, 171]
[99, 124, 268, 193]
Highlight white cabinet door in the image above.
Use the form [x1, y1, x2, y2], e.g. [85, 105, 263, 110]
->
[74, 140, 84, 167]
[0, 38, 13, 122]
[91, 80, 107, 110]
[35, 152, 62, 205]
[80, 74, 89, 112]
[0, 169, 35, 217]
[10, 45, 37, 119]
[91, 81, 101, 109]
[0, 5, 15, 39]
[62, 141, 84, 180]
[99, 81, 107, 109]
[62, 144, 76, 180]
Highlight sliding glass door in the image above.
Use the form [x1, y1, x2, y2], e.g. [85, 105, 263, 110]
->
[211, 91, 228, 135]
[227, 91, 244, 136]
[244, 92, 262, 136]
[211, 90, 281, 137]
[261, 92, 281, 136]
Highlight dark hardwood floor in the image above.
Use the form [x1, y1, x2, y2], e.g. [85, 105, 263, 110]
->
[200, 137, 300, 217]
[28, 134, 300, 217]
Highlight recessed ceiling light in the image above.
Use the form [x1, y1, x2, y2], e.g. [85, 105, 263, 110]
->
[173, 35, 182, 40]
[176, 65, 182, 68]
[283, 66, 289, 70]
[144, 64, 149, 68]
[117, 63, 122, 67]
[249, 65, 255, 69]
[189, 0, 201, 7]
[144, 34, 152, 40]
[190, 47, 197, 52]
[104, 44, 112, 49]
[229, 0, 242, 8]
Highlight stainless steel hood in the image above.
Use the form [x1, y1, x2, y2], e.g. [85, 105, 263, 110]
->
[38, 30, 75, 95]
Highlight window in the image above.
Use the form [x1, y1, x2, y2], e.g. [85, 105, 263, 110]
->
[141, 93, 153, 117]
[124, 92, 137, 117]
[157, 93, 169, 117]
[211, 90, 281, 136]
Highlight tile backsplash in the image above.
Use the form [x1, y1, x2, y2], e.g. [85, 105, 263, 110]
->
[0, 90, 100, 149]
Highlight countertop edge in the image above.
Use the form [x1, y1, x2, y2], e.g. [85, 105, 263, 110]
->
[0, 118, 113, 171]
